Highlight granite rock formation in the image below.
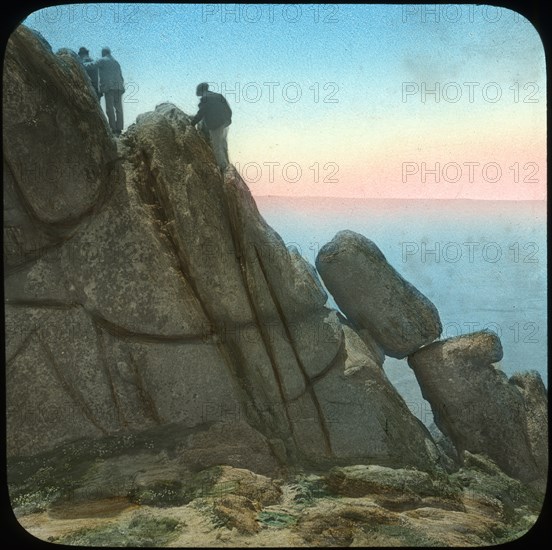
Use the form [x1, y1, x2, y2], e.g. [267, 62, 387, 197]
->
[5, 25, 440, 474]
[408, 331, 547, 489]
[316, 230, 442, 359]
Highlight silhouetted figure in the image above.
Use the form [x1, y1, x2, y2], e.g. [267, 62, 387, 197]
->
[191, 83, 232, 172]
[96, 47, 125, 136]
[77, 46, 100, 100]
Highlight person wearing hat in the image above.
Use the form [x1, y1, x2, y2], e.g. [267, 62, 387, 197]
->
[95, 47, 125, 136]
[77, 46, 100, 100]
[191, 82, 232, 172]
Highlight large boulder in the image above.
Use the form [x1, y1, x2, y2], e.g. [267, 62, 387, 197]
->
[311, 322, 443, 471]
[408, 331, 546, 486]
[315, 230, 442, 358]
[5, 25, 442, 474]
[3, 26, 118, 273]
[509, 371, 548, 486]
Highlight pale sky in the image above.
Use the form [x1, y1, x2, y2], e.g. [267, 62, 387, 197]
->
[22, 4, 546, 200]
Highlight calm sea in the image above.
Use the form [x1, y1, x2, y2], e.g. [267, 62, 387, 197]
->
[256, 196, 547, 425]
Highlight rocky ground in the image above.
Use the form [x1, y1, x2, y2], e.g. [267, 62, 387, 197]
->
[10, 435, 543, 547]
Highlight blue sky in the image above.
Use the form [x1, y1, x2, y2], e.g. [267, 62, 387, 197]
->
[21, 4, 546, 199]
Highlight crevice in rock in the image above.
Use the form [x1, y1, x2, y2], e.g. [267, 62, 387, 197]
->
[286, 337, 347, 404]
[127, 349, 163, 425]
[5, 299, 215, 344]
[254, 244, 334, 456]
[6, 324, 42, 367]
[4, 157, 68, 240]
[126, 147, 278, 448]
[5, 299, 80, 309]
[3, 149, 123, 276]
[132, 149, 181, 254]
[39, 337, 107, 435]
[88, 308, 213, 344]
[219, 178, 302, 455]
[210, 338, 265, 430]
[128, 150, 212, 327]
[93, 322, 128, 428]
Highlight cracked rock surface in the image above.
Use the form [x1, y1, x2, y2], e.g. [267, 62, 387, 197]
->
[5, 25, 440, 473]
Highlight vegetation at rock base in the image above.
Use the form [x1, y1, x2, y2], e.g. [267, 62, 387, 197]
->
[51, 513, 182, 547]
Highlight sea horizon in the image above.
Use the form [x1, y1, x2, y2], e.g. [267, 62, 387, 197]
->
[254, 193, 547, 424]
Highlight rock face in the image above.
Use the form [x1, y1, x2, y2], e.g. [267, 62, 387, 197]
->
[408, 331, 547, 486]
[325, 464, 451, 499]
[4, 26, 441, 474]
[3, 29, 118, 273]
[315, 230, 442, 359]
[510, 371, 549, 481]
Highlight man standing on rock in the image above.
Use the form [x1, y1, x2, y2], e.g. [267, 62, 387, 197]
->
[191, 83, 232, 172]
[77, 47, 100, 100]
[96, 47, 125, 136]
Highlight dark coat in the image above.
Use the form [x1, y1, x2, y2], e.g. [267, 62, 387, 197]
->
[80, 55, 99, 93]
[191, 91, 232, 130]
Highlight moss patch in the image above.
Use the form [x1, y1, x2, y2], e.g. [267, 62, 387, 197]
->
[290, 473, 335, 506]
[361, 524, 438, 547]
[128, 480, 189, 507]
[52, 512, 182, 547]
[257, 510, 298, 528]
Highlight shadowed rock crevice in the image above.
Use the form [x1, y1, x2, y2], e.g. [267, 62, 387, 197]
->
[253, 244, 334, 456]
[123, 126, 298, 459]
[93, 322, 128, 428]
[219, 173, 304, 454]
[126, 350, 163, 425]
[6, 324, 41, 366]
[90, 307, 211, 344]
[39, 338, 108, 436]
[288, 336, 347, 402]
[6, 299, 211, 343]
[4, 149, 122, 238]
[209, 177, 304, 455]
[5, 299, 80, 309]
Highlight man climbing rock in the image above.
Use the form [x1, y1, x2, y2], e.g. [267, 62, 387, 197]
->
[96, 47, 125, 136]
[191, 82, 232, 172]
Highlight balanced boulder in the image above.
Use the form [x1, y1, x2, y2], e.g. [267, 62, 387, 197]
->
[316, 230, 442, 358]
[408, 331, 545, 485]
